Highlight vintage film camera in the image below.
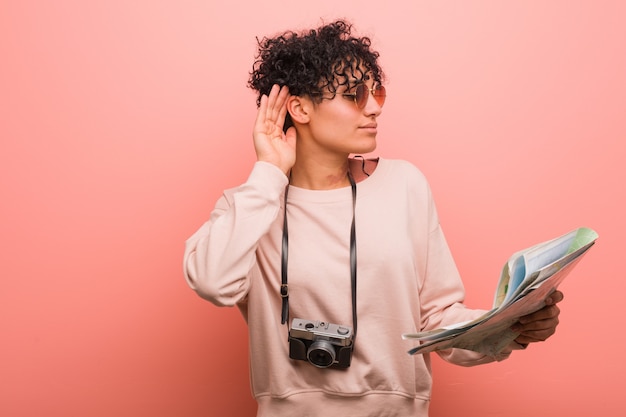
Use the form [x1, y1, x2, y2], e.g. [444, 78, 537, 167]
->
[288, 319, 354, 369]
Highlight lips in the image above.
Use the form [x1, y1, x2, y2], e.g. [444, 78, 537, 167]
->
[359, 123, 378, 134]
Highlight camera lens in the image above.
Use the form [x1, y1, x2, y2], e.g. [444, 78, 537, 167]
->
[307, 340, 336, 368]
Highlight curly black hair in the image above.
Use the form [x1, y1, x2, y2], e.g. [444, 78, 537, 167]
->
[248, 20, 384, 107]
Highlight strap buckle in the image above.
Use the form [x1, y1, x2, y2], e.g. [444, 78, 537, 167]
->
[280, 284, 289, 298]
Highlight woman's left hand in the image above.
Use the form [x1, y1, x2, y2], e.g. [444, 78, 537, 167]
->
[512, 290, 564, 345]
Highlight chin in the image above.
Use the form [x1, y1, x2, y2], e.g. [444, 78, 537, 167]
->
[356, 139, 377, 154]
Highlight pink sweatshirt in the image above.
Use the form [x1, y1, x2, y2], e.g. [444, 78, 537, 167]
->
[184, 159, 515, 416]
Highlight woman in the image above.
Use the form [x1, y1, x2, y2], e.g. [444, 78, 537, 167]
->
[184, 20, 562, 416]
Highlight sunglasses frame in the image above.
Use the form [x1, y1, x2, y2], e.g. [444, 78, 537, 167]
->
[341, 83, 386, 109]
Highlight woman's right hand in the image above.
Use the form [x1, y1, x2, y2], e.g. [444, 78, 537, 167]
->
[253, 84, 297, 175]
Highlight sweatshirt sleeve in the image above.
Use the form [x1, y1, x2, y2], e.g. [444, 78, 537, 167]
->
[421, 225, 524, 365]
[183, 161, 288, 306]
[416, 183, 520, 365]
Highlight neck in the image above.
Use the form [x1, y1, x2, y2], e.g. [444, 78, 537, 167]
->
[289, 158, 351, 190]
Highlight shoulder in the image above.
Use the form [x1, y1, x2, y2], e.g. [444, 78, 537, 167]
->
[378, 158, 430, 187]
[350, 156, 427, 181]
[354, 157, 434, 203]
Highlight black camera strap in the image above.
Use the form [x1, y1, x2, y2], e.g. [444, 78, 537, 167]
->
[280, 171, 358, 340]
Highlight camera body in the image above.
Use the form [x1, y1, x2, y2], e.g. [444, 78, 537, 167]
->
[288, 318, 354, 369]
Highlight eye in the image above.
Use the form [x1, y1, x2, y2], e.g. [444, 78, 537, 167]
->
[341, 86, 358, 101]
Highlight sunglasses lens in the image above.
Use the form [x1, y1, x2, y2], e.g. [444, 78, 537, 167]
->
[355, 84, 368, 108]
[354, 84, 386, 108]
[373, 85, 386, 107]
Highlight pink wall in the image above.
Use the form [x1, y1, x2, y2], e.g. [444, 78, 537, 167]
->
[1, 1, 624, 416]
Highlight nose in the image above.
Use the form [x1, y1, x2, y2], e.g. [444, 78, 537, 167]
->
[364, 92, 383, 116]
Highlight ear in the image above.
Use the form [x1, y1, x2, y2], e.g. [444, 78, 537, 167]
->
[286, 95, 311, 125]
